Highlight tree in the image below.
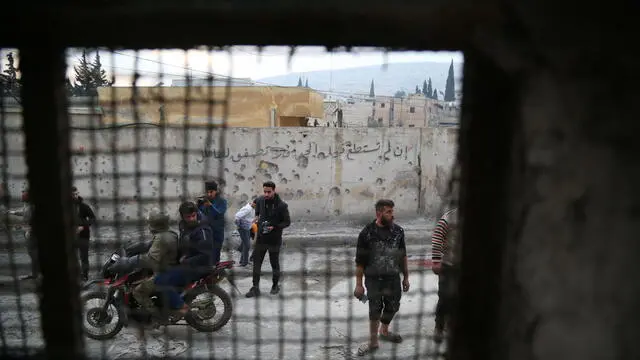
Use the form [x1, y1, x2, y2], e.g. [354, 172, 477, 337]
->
[394, 90, 407, 98]
[415, 85, 420, 94]
[432, 88, 438, 100]
[73, 50, 95, 96]
[304, 78, 309, 88]
[90, 51, 112, 88]
[369, 79, 375, 98]
[422, 80, 428, 97]
[297, 77, 303, 87]
[1, 52, 21, 99]
[444, 59, 456, 101]
[427, 78, 433, 99]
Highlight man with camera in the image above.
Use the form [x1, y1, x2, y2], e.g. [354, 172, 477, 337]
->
[245, 181, 291, 298]
[197, 180, 227, 265]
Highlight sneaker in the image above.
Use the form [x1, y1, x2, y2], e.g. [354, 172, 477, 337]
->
[270, 284, 280, 295]
[245, 286, 260, 298]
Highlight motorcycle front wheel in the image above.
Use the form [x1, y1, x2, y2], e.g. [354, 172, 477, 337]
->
[184, 284, 233, 332]
[81, 290, 125, 340]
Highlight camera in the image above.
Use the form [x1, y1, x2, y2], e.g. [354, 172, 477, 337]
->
[261, 220, 273, 235]
[196, 196, 207, 205]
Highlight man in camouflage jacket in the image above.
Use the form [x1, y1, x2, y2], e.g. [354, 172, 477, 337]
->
[108, 209, 179, 313]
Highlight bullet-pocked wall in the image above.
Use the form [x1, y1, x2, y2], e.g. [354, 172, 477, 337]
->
[0, 101, 458, 224]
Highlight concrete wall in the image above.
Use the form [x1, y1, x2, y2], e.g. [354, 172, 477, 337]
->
[0, 106, 457, 223]
[97, 86, 325, 128]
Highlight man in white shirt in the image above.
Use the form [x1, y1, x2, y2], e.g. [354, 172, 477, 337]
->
[234, 198, 257, 267]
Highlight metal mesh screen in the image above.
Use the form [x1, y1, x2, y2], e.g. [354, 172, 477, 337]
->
[0, 46, 461, 359]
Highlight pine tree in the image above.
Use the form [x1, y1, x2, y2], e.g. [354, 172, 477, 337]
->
[65, 77, 75, 97]
[422, 80, 428, 97]
[369, 79, 375, 98]
[73, 50, 94, 96]
[427, 78, 433, 99]
[444, 59, 456, 101]
[1, 52, 20, 98]
[432, 88, 438, 100]
[304, 78, 309, 88]
[297, 77, 303, 87]
[415, 85, 420, 94]
[90, 51, 112, 89]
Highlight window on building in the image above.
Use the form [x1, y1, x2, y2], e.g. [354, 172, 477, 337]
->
[381, 103, 385, 108]
[378, 117, 383, 123]
[409, 107, 415, 113]
[409, 124, 415, 127]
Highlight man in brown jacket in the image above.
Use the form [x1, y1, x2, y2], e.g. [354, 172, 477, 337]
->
[108, 209, 179, 313]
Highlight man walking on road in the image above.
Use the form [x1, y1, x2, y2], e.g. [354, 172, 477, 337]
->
[354, 199, 410, 357]
[431, 207, 459, 344]
[245, 181, 291, 298]
[72, 186, 96, 281]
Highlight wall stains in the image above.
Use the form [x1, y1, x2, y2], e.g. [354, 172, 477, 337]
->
[258, 160, 279, 173]
[297, 155, 309, 168]
[360, 189, 374, 198]
[329, 187, 341, 196]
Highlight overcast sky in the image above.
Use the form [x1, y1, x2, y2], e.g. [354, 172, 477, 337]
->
[2, 46, 463, 87]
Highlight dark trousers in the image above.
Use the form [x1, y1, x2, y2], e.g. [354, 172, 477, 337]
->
[26, 234, 40, 277]
[435, 263, 458, 332]
[75, 236, 90, 280]
[238, 228, 251, 265]
[212, 231, 224, 265]
[365, 275, 402, 324]
[252, 241, 281, 287]
[155, 267, 206, 310]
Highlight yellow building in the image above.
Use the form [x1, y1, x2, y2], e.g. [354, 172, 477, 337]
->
[97, 86, 324, 127]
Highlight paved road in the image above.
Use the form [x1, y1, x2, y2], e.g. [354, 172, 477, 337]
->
[0, 246, 444, 359]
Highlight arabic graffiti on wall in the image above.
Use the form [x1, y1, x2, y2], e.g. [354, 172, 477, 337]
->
[196, 140, 415, 164]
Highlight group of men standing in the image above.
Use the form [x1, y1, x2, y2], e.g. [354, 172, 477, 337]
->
[12, 177, 458, 353]
[193, 178, 293, 298]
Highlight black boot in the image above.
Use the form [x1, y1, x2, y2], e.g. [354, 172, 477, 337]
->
[270, 283, 280, 295]
[245, 286, 261, 298]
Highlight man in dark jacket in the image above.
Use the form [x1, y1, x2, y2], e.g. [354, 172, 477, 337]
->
[154, 201, 214, 320]
[197, 180, 227, 265]
[245, 181, 291, 298]
[72, 186, 96, 281]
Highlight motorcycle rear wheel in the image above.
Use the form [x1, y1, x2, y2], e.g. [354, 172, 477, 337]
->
[184, 284, 233, 332]
[81, 290, 125, 340]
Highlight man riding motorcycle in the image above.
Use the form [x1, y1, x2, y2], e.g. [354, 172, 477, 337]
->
[153, 201, 215, 320]
[106, 209, 179, 315]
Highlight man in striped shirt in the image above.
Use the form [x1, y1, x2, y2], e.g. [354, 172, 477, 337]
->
[431, 207, 459, 344]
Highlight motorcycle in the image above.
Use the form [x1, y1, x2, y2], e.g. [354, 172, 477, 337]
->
[80, 241, 238, 340]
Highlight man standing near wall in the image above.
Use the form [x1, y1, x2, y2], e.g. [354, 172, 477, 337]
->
[198, 180, 227, 265]
[72, 186, 96, 281]
[431, 207, 459, 344]
[17, 189, 40, 281]
[234, 197, 256, 267]
[354, 199, 410, 356]
[245, 181, 291, 298]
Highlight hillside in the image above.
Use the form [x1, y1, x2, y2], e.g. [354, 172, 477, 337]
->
[257, 61, 464, 97]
